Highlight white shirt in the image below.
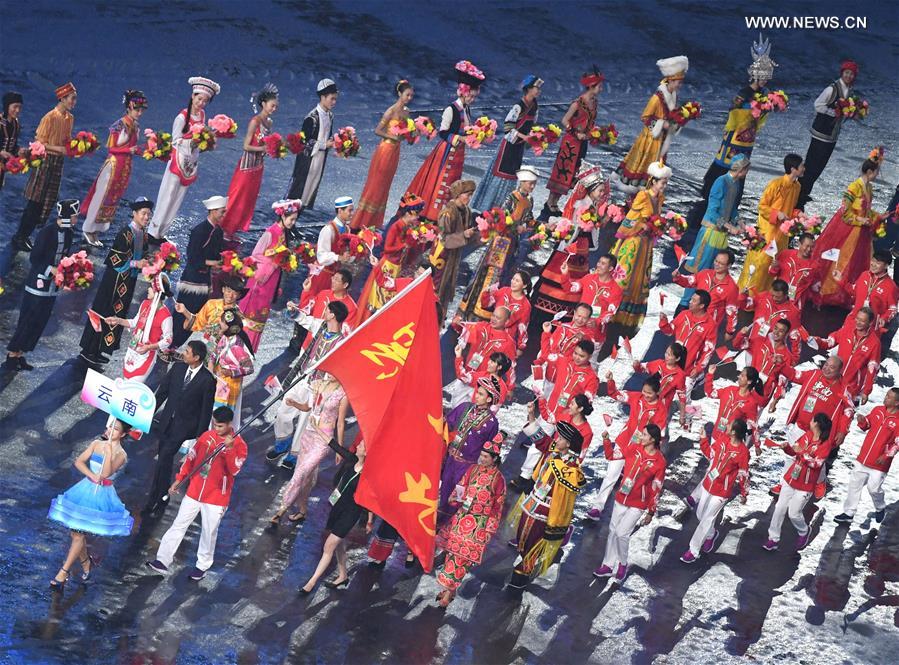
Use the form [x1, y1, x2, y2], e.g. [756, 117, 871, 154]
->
[314, 104, 332, 152]
[814, 79, 850, 116]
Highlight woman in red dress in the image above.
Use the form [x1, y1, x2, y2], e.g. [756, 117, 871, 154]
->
[351, 80, 415, 230]
[219, 84, 279, 239]
[81, 90, 147, 247]
[541, 68, 603, 219]
[405, 60, 485, 222]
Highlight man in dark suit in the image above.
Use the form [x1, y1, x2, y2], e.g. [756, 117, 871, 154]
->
[143, 340, 216, 515]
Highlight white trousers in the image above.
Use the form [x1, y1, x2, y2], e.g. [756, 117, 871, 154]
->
[842, 461, 887, 516]
[688, 486, 728, 556]
[149, 169, 189, 239]
[594, 459, 625, 510]
[273, 382, 312, 441]
[768, 483, 811, 541]
[156, 495, 226, 571]
[601, 502, 643, 568]
[82, 160, 114, 233]
[519, 445, 544, 481]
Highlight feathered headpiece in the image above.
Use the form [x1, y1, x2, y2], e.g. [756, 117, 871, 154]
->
[252, 82, 279, 112]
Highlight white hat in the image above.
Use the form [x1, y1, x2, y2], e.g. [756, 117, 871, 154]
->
[317, 78, 338, 95]
[516, 165, 539, 182]
[647, 161, 672, 180]
[202, 195, 228, 210]
[188, 76, 221, 98]
[334, 195, 354, 209]
[656, 56, 689, 80]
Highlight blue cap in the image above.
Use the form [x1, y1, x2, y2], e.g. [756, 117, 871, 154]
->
[334, 196, 354, 209]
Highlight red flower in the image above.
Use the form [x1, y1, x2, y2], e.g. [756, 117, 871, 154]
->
[476, 489, 490, 504]
[458, 514, 477, 535]
[474, 528, 489, 543]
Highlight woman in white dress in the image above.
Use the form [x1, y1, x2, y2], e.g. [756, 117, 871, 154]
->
[148, 76, 221, 242]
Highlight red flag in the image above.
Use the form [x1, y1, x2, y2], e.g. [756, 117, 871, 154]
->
[317, 274, 444, 571]
[673, 244, 687, 264]
[602, 413, 613, 427]
[714, 345, 730, 362]
[87, 309, 103, 333]
[610, 344, 618, 359]
[659, 292, 666, 307]
[621, 336, 633, 357]
[763, 438, 780, 448]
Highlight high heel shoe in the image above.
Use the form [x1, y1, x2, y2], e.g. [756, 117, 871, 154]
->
[270, 508, 286, 525]
[50, 568, 70, 590]
[323, 577, 349, 589]
[80, 554, 95, 581]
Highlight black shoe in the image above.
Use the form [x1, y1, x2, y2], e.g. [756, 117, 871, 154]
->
[17, 357, 34, 371]
[833, 513, 853, 524]
[12, 235, 33, 252]
[265, 447, 286, 461]
[188, 567, 206, 581]
[3, 355, 20, 371]
[145, 560, 168, 575]
[367, 560, 387, 569]
[323, 577, 349, 589]
[874, 509, 885, 523]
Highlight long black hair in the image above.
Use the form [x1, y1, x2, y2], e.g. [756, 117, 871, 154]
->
[744, 367, 765, 396]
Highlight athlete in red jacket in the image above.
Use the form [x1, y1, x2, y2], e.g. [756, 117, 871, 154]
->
[673, 249, 740, 336]
[559, 254, 624, 343]
[659, 289, 717, 379]
[812, 307, 881, 402]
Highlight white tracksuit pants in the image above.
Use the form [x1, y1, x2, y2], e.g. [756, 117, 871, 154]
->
[768, 483, 811, 541]
[156, 495, 226, 571]
[593, 459, 625, 510]
[688, 486, 728, 556]
[841, 461, 887, 516]
[601, 501, 644, 569]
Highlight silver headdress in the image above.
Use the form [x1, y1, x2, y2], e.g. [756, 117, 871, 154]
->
[748, 34, 777, 82]
[251, 82, 279, 113]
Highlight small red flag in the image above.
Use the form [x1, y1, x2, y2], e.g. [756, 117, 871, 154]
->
[87, 309, 103, 333]
[763, 438, 780, 448]
[714, 345, 730, 361]
[659, 292, 666, 307]
[673, 245, 687, 264]
[610, 344, 618, 359]
[602, 413, 613, 427]
[621, 336, 633, 357]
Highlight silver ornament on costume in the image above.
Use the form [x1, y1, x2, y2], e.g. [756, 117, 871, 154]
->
[748, 33, 777, 82]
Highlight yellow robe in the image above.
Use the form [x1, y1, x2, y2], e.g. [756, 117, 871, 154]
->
[616, 90, 673, 188]
[818, 178, 878, 300]
[737, 175, 801, 295]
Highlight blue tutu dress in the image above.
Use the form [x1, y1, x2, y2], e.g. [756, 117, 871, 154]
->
[47, 452, 133, 536]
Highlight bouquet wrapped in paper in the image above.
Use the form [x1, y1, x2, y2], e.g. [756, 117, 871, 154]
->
[333, 126, 361, 158]
[588, 123, 619, 146]
[401, 221, 438, 247]
[54, 251, 94, 291]
[208, 114, 238, 139]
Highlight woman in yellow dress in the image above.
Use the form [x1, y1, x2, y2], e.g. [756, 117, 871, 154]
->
[737, 153, 804, 297]
[612, 161, 671, 327]
[814, 149, 883, 306]
[613, 56, 688, 195]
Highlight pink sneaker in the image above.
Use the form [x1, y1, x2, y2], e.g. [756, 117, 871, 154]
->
[685, 495, 697, 510]
[592, 564, 614, 578]
[762, 538, 779, 551]
[615, 564, 628, 581]
[795, 532, 810, 550]
[680, 550, 697, 563]
[701, 529, 719, 554]
[586, 508, 603, 521]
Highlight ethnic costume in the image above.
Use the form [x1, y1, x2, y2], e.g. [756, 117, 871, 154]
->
[149, 77, 220, 240]
[82, 92, 146, 239]
[683, 155, 746, 283]
[15, 84, 75, 247]
[239, 220, 289, 352]
[286, 79, 336, 208]
[0, 92, 22, 190]
[614, 58, 688, 193]
[509, 423, 586, 588]
[120, 275, 173, 383]
[309, 197, 351, 295]
[612, 167, 667, 327]
[220, 114, 271, 236]
[440, 401, 499, 517]
[211, 322, 254, 429]
[546, 70, 602, 200]
[814, 175, 880, 307]
[79, 206, 149, 362]
[435, 443, 506, 595]
[472, 80, 540, 211]
[430, 181, 477, 319]
[460, 168, 537, 320]
[172, 198, 226, 348]
[737, 174, 800, 296]
[798, 62, 857, 209]
[48, 449, 132, 537]
[6, 201, 76, 361]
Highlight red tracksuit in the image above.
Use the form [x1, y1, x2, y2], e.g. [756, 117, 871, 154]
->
[546, 356, 599, 420]
[612, 438, 667, 512]
[783, 367, 854, 436]
[659, 310, 717, 376]
[673, 269, 740, 334]
[769, 249, 824, 307]
[176, 430, 248, 507]
[782, 433, 832, 492]
[855, 407, 899, 473]
[480, 286, 532, 351]
[460, 321, 517, 374]
[560, 272, 624, 342]
[699, 436, 750, 498]
[819, 323, 881, 399]
[844, 271, 899, 329]
[606, 378, 670, 453]
[732, 329, 798, 401]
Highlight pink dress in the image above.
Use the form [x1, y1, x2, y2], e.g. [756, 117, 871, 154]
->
[238, 222, 285, 351]
[280, 385, 346, 510]
[220, 119, 270, 236]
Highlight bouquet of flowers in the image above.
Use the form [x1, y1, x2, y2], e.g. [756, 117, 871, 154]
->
[333, 126, 361, 158]
[54, 251, 94, 291]
[220, 250, 257, 278]
[208, 114, 238, 139]
[526, 124, 563, 156]
[588, 123, 619, 146]
[267, 244, 300, 273]
[358, 226, 383, 253]
[414, 116, 437, 140]
[294, 242, 317, 265]
[3, 141, 46, 174]
[263, 133, 289, 159]
[740, 225, 768, 252]
[595, 200, 625, 224]
[66, 131, 100, 158]
[576, 208, 601, 232]
[874, 218, 888, 239]
[401, 221, 438, 247]
[389, 118, 420, 144]
[750, 89, 789, 118]
[528, 223, 549, 249]
[475, 207, 515, 241]
[463, 116, 498, 149]
[189, 124, 216, 152]
[779, 211, 823, 238]
[546, 217, 576, 244]
[648, 211, 688, 240]
[142, 129, 173, 161]
[835, 94, 870, 120]
[669, 101, 702, 127]
[338, 233, 370, 259]
[285, 131, 307, 154]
